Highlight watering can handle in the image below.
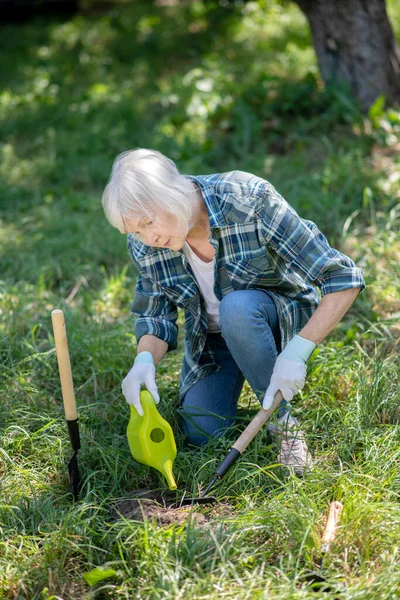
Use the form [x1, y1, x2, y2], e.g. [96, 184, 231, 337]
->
[232, 391, 284, 454]
[51, 309, 77, 421]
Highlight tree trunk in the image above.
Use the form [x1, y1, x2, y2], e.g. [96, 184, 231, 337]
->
[294, 0, 400, 110]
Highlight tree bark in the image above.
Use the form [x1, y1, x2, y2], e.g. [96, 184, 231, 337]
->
[293, 0, 400, 110]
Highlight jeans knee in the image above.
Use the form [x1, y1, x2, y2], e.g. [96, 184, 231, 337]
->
[184, 425, 229, 447]
[180, 407, 234, 447]
[184, 432, 210, 447]
[219, 291, 248, 334]
[219, 290, 278, 343]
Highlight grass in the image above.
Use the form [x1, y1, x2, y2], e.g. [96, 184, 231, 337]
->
[1, 0, 400, 598]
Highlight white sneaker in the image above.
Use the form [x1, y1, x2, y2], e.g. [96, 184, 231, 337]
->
[271, 414, 313, 476]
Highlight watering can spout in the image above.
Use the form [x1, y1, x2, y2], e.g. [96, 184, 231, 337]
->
[163, 459, 177, 490]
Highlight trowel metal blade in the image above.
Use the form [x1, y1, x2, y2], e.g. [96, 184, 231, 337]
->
[169, 496, 218, 509]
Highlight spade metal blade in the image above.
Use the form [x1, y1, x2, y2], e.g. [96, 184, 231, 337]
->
[68, 451, 80, 501]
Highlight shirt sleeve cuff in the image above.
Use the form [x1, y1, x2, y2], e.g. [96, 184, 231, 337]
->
[134, 317, 178, 352]
[319, 267, 366, 297]
[280, 334, 316, 362]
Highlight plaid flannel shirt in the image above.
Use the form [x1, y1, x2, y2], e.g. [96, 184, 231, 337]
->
[128, 171, 365, 400]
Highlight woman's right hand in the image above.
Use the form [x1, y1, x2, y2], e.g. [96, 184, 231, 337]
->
[121, 351, 160, 416]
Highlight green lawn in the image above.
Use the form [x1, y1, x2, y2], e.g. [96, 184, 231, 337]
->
[1, 1, 400, 598]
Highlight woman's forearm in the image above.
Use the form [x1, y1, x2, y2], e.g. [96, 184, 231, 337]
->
[298, 287, 362, 345]
[137, 334, 169, 365]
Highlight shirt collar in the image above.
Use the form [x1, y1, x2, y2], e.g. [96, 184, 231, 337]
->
[184, 174, 226, 230]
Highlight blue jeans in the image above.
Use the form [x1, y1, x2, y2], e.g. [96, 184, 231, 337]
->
[180, 289, 289, 446]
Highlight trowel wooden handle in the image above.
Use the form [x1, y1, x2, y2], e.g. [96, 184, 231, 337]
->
[232, 391, 284, 454]
[321, 501, 343, 551]
[51, 309, 77, 421]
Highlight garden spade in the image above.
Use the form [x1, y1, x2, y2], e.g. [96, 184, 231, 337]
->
[51, 309, 81, 501]
[127, 390, 178, 490]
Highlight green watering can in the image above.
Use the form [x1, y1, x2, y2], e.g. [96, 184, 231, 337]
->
[127, 390, 177, 490]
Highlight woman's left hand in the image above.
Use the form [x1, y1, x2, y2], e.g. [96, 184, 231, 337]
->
[263, 334, 316, 409]
[263, 356, 307, 408]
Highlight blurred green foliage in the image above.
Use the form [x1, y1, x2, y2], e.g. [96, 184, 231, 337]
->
[1, 0, 399, 293]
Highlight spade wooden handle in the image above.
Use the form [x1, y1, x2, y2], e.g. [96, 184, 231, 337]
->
[232, 391, 284, 454]
[321, 501, 343, 552]
[51, 309, 77, 421]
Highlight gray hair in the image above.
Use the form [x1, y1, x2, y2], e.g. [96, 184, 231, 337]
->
[101, 148, 196, 234]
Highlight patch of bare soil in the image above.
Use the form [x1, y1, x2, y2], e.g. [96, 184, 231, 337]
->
[112, 489, 234, 527]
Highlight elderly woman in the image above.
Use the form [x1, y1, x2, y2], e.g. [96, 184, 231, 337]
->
[102, 148, 365, 475]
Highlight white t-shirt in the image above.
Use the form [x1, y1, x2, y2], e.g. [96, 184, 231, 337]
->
[182, 242, 221, 332]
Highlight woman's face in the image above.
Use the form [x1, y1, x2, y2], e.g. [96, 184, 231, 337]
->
[123, 213, 189, 251]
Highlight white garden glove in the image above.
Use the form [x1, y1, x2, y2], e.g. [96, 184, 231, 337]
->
[263, 335, 316, 410]
[121, 351, 160, 416]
